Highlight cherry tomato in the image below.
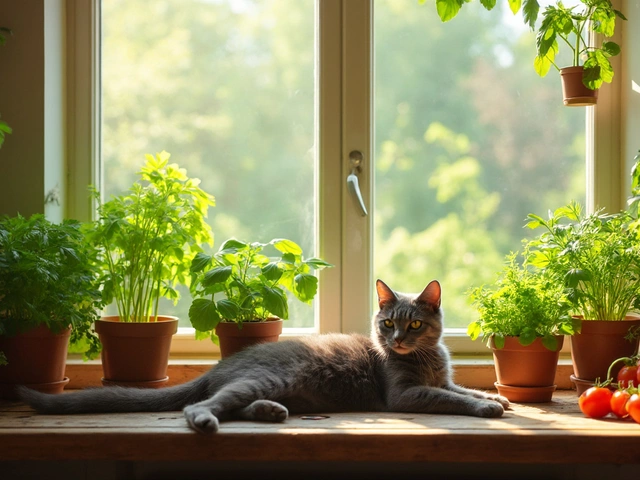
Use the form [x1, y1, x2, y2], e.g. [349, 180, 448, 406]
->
[626, 394, 640, 424]
[617, 365, 638, 388]
[579, 386, 613, 419]
[610, 390, 631, 418]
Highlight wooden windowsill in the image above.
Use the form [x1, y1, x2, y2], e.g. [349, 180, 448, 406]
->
[2, 391, 640, 467]
[63, 356, 577, 390]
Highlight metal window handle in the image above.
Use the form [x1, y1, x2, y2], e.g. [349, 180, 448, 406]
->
[347, 150, 368, 217]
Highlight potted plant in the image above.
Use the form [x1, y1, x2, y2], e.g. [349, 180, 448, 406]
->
[86, 151, 214, 387]
[468, 252, 577, 402]
[525, 201, 640, 394]
[0, 214, 102, 398]
[426, 0, 625, 106]
[188, 238, 332, 357]
[534, 0, 625, 106]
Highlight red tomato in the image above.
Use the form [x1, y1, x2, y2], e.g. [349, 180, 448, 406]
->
[626, 394, 640, 424]
[610, 390, 631, 418]
[617, 365, 638, 388]
[579, 387, 613, 419]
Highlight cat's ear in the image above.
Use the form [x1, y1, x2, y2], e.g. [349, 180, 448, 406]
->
[376, 279, 398, 309]
[416, 280, 441, 309]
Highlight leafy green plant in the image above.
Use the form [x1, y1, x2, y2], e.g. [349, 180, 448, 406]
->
[423, 0, 625, 90]
[467, 252, 576, 351]
[525, 201, 640, 321]
[534, 0, 624, 90]
[188, 238, 332, 342]
[0, 214, 103, 363]
[86, 151, 214, 322]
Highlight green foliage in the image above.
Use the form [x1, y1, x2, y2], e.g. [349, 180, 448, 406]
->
[87, 151, 214, 322]
[426, 0, 624, 90]
[468, 253, 575, 350]
[0, 214, 103, 361]
[534, 0, 624, 89]
[525, 201, 640, 321]
[188, 238, 332, 341]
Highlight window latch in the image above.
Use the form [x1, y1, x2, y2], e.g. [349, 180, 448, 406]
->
[347, 150, 368, 217]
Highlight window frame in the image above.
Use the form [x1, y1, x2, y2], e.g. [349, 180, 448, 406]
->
[67, 0, 631, 357]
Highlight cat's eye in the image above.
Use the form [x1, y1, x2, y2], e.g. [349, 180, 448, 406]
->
[383, 319, 394, 328]
[409, 320, 423, 330]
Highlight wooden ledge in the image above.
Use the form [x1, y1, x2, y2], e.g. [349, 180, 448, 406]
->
[2, 391, 640, 465]
[63, 357, 577, 390]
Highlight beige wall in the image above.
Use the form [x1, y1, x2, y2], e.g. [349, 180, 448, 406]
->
[0, 0, 65, 220]
[623, 0, 640, 184]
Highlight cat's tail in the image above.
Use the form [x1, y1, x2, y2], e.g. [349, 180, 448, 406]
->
[18, 375, 210, 414]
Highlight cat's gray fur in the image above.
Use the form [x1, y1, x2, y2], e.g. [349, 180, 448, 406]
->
[19, 279, 509, 434]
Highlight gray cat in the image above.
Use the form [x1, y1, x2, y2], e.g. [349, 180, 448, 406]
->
[19, 279, 509, 434]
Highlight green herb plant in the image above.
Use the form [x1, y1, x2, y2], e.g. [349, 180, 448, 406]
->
[0, 214, 103, 364]
[87, 151, 214, 322]
[525, 201, 640, 321]
[188, 238, 332, 343]
[422, 0, 625, 90]
[468, 252, 576, 351]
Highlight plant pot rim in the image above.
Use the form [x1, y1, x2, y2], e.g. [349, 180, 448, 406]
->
[572, 314, 640, 322]
[490, 335, 564, 352]
[98, 315, 179, 323]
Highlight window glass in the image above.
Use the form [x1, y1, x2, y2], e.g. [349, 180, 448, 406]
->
[373, 1, 586, 327]
[101, 0, 317, 328]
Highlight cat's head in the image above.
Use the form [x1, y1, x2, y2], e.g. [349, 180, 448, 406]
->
[372, 279, 443, 355]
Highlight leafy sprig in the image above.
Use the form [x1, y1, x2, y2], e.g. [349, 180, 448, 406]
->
[0, 214, 103, 361]
[87, 151, 214, 322]
[468, 252, 575, 351]
[188, 238, 332, 343]
[525, 201, 640, 321]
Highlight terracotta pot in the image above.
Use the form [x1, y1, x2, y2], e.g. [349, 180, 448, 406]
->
[560, 66, 598, 106]
[0, 324, 71, 399]
[216, 318, 283, 358]
[95, 315, 178, 388]
[492, 336, 564, 387]
[494, 382, 557, 403]
[570, 315, 640, 384]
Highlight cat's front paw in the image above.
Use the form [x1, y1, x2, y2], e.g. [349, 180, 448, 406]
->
[474, 401, 504, 418]
[184, 405, 220, 434]
[487, 393, 510, 410]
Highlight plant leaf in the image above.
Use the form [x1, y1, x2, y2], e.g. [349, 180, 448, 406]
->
[188, 298, 220, 331]
[541, 335, 558, 351]
[435, 0, 464, 22]
[467, 321, 482, 340]
[216, 299, 239, 320]
[262, 262, 283, 281]
[262, 286, 288, 319]
[294, 273, 318, 304]
[190, 252, 212, 273]
[493, 334, 505, 349]
[202, 266, 233, 287]
[272, 238, 303, 255]
[522, 0, 540, 29]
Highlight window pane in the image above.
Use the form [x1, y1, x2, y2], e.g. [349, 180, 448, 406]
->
[373, 1, 586, 328]
[101, 0, 317, 328]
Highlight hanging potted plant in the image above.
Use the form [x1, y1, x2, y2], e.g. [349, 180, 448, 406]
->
[427, 0, 625, 106]
[468, 252, 577, 402]
[0, 214, 102, 398]
[86, 151, 214, 387]
[188, 238, 332, 358]
[533, 0, 625, 106]
[525, 200, 640, 395]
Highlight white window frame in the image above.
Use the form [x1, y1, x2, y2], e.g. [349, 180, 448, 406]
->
[66, 0, 633, 357]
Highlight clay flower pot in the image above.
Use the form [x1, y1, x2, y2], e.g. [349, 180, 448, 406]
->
[0, 324, 71, 399]
[560, 66, 598, 106]
[570, 315, 640, 394]
[491, 335, 564, 403]
[95, 315, 178, 388]
[216, 318, 283, 358]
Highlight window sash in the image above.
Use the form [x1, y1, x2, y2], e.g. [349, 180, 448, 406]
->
[67, 0, 629, 356]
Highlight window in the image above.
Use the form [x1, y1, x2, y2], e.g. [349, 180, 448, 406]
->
[69, 0, 628, 354]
